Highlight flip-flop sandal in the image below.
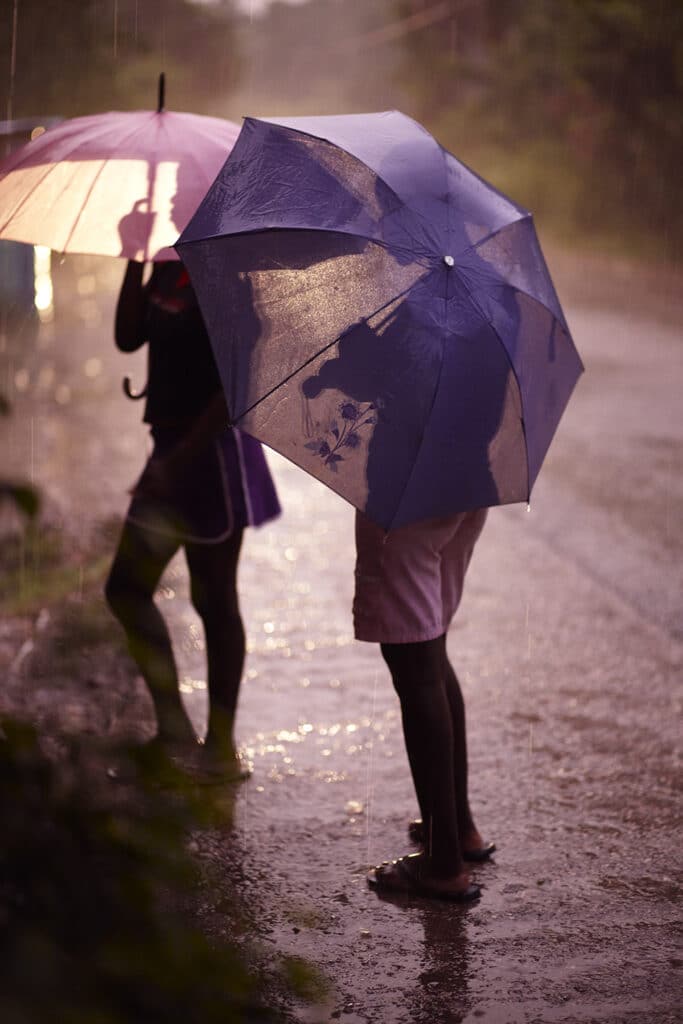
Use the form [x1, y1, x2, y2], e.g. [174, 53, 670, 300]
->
[408, 819, 496, 862]
[367, 853, 481, 903]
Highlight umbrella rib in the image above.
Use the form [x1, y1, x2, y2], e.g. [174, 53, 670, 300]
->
[59, 116, 157, 254]
[183, 223, 434, 271]
[435, 137, 529, 225]
[58, 159, 111, 254]
[389, 326, 448, 532]
[454, 269, 532, 503]
[469, 215, 567, 328]
[234, 272, 431, 424]
[391, 264, 537, 528]
[243, 117, 440, 257]
[0, 159, 64, 234]
[469, 215, 530, 253]
[0, 114, 154, 234]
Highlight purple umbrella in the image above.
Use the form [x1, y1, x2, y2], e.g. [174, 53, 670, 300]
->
[177, 111, 583, 529]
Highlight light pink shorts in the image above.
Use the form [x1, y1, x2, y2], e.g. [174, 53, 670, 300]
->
[353, 508, 488, 644]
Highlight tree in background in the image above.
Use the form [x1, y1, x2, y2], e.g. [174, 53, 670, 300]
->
[1, 0, 680, 255]
[394, 0, 683, 257]
[0, 0, 239, 120]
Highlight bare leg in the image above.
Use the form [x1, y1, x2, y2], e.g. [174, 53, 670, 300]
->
[105, 519, 195, 746]
[185, 529, 245, 760]
[381, 636, 464, 878]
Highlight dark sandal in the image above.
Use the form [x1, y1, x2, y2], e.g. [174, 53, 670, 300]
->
[367, 853, 481, 903]
[408, 819, 497, 862]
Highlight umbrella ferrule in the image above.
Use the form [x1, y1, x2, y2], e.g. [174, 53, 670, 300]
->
[443, 255, 454, 267]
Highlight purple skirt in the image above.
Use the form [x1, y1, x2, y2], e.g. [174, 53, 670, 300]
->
[127, 426, 281, 544]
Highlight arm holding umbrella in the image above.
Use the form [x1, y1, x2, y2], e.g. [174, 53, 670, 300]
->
[115, 259, 148, 350]
[116, 259, 149, 399]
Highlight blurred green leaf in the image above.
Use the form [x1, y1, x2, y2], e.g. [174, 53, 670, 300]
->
[0, 719, 283, 1023]
[0, 481, 41, 518]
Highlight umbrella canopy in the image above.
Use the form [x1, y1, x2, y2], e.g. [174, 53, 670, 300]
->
[0, 97, 240, 261]
[177, 111, 583, 529]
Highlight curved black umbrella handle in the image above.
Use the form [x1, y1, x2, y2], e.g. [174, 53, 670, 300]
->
[122, 375, 147, 400]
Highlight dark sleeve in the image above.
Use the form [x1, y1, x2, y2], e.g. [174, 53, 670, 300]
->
[114, 260, 149, 352]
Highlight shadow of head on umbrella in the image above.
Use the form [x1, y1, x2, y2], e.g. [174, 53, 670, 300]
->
[118, 197, 156, 260]
[302, 316, 387, 404]
[300, 299, 465, 527]
[116, 148, 204, 261]
[300, 278, 521, 527]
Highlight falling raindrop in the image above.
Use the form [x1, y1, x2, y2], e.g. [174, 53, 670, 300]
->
[365, 669, 379, 861]
[5, 0, 19, 124]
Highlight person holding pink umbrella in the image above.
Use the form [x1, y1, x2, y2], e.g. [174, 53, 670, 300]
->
[0, 78, 282, 775]
[105, 254, 280, 778]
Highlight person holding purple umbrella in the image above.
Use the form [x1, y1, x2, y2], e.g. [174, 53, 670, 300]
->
[105, 258, 280, 779]
[303, 308, 496, 903]
[175, 110, 582, 892]
[355, 507, 494, 903]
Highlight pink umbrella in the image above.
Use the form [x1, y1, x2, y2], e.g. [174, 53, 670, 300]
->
[0, 77, 239, 261]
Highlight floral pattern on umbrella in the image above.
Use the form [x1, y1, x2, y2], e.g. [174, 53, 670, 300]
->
[304, 401, 376, 472]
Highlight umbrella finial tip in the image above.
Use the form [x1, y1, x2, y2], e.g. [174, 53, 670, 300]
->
[443, 255, 454, 267]
[157, 72, 166, 113]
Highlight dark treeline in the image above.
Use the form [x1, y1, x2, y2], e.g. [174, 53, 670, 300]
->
[393, 0, 683, 258]
[0, 0, 680, 258]
[0, 0, 238, 120]
[233, 0, 682, 259]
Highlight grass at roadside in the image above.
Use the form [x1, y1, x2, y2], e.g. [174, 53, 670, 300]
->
[0, 717, 330, 1024]
[0, 511, 331, 1023]
[0, 514, 121, 618]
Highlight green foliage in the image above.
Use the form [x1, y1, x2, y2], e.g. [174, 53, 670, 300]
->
[0, 0, 239, 120]
[0, 481, 40, 519]
[0, 719, 279, 1024]
[0, 518, 101, 616]
[280, 955, 330, 1006]
[394, 0, 683, 258]
[0, 391, 41, 527]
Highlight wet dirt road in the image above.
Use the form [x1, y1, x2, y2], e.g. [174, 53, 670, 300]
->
[1, 252, 681, 1023]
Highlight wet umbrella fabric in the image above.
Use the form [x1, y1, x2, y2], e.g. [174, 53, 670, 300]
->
[177, 111, 583, 529]
[0, 109, 240, 261]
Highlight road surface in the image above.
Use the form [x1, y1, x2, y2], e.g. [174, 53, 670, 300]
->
[1, 249, 681, 1023]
